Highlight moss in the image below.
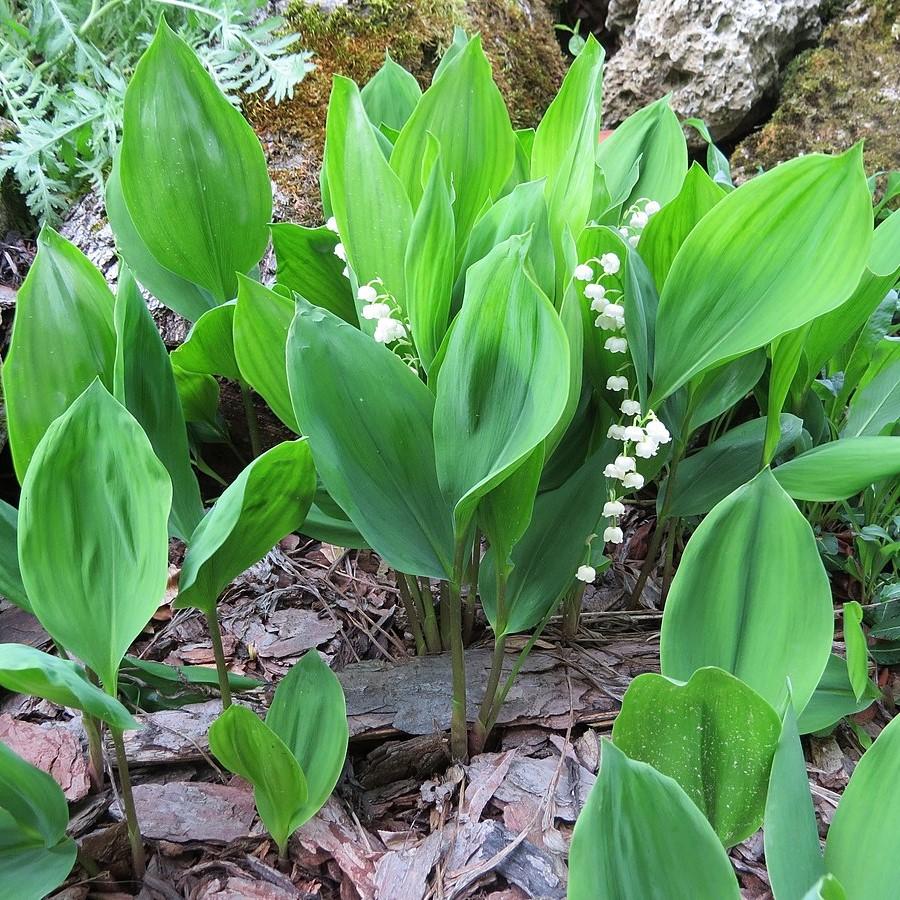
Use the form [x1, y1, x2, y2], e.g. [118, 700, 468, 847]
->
[245, 0, 566, 224]
[733, 0, 900, 178]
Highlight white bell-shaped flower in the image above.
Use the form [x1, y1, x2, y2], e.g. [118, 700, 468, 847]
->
[373, 317, 407, 344]
[605, 337, 628, 353]
[600, 253, 621, 275]
[604, 526, 624, 544]
[606, 376, 629, 392]
[603, 500, 626, 518]
[361, 302, 391, 321]
[574, 264, 594, 281]
[575, 565, 596, 583]
[620, 399, 642, 416]
[623, 471, 645, 489]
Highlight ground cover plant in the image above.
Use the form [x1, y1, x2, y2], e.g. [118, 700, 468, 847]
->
[0, 13, 899, 898]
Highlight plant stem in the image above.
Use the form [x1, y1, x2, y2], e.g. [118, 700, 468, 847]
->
[472, 634, 507, 753]
[83, 714, 105, 793]
[661, 516, 682, 601]
[447, 541, 469, 762]
[110, 727, 145, 880]
[411, 576, 442, 653]
[562, 583, 586, 640]
[462, 529, 482, 644]
[396, 573, 427, 655]
[206, 606, 233, 708]
[439, 580, 451, 650]
[240, 382, 262, 459]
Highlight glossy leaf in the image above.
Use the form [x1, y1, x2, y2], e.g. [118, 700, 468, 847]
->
[176, 441, 316, 613]
[0, 501, 28, 612]
[688, 351, 767, 432]
[842, 601, 869, 702]
[120, 19, 271, 301]
[360, 52, 421, 131]
[233, 277, 299, 432]
[568, 740, 740, 900]
[764, 326, 809, 466]
[208, 704, 308, 855]
[287, 300, 454, 579]
[3, 226, 115, 481]
[0, 644, 138, 731]
[868, 203, 900, 276]
[170, 303, 240, 381]
[265, 651, 348, 825]
[803, 876, 848, 900]
[764, 698, 825, 900]
[660, 468, 834, 713]
[612, 667, 781, 847]
[433, 235, 569, 536]
[825, 713, 900, 899]
[797, 654, 879, 735]
[843, 358, 900, 436]
[622, 240, 659, 407]
[18, 381, 171, 691]
[114, 266, 203, 540]
[774, 437, 900, 501]
[650, 149, 872, 405]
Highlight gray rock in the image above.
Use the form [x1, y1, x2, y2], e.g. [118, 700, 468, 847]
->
[604, 0, 825, 139]
[606, 0, 640, 33]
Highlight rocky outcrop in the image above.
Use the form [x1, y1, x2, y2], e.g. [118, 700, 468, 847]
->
[603, 0, 825, 140]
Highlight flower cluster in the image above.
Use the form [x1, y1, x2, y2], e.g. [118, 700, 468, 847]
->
[356, 279, 409, 344]
[617, 198, 661, 247]
[326, 216, 351, 278]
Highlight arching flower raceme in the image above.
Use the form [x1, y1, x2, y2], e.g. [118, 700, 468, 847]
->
[575, 565, 596, 583]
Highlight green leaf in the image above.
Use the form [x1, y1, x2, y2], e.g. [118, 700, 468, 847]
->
[868, 202, 900, 276]
[774, 437, 900, 501]
[405, 143, 455, 371]
[843, 358, 900, 437]
[106, 152, 217, 322]
[233, 278, 299, 432]
[825, 713, 900, 898]
[843, 601, 869, 702]
[0, 644, 138, 731]
[650, 148, 872, 405]
[18, 381, 171, 691]
[567, 740, 740, 900]
[797, 654, 879, 735]
[622, 241, 659, 408]
[433, 235, 569, 537]
[683, 118, 733, 187]
[802, 876, 848, 900]
[114, 266, 203, 541]
[764, 326, 810, 466]
[208, 704, 308, 854]
[596, 97, 688, 213]
[270, 223, 357, 324]
[325, 76, 412, 309]
[360, 52, 421, 131]
[120, 19, 271, 301]
[173, 367, 224, 438]
[687, 351, 767, 432]
[287, 301, 454, 578]
[664, 415, 803, 518]
[0, 501, 28, 612]
[764, 698, 826, 900]
[390, 35, 515, 249]
[612, 667, 781, 847]
[639, 162, 727, 291]
[170, 303, 240, 381]
[3, 226, 115, 482]
[265, 651, 348, 826]
[176, 440, 316, 613]
[660, 468, 834, 713]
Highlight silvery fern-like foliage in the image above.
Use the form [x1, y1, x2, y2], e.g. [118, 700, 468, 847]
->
[0, 0, 312, 224]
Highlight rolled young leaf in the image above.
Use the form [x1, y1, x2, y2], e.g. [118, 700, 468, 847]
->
[0, 644, 138, 731]
[18, 381, 171, 692]
[650, 148, 872, 405]
[119, 18, 271, 301]
[660, 468, 834, 713]
[3, 226, 115, 482]
[842, 601, 869, 703]
[568, 740, 740, 900]
[176, 441, 316, 613]
[287, 300, 455, 579]
[612, 667, 781, 847]
[0, 501, 28, 612]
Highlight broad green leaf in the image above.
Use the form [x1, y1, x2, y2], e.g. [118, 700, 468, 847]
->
[683, 117, 734, 187]
[176, 441, 316, 613]
[663, 415, 803, 517]
[650, 148, 872, 405]
[431, 25, 468, 82]
[208, 704, 308, 854]
[568, 740, 740, 900]
[120, 19, 271, 301]
[265, 651, 348, 825]
[170, 303, 240, 381]
[405, 143, 454, 370]
[3, 226, 115, 481]
[764, 697, 826, 900]
[270, 223, 357, 324]
[622, 241, 659, 408]
[797, 654, 879, 735]
[18, 381, 171, 691]
[360, 52, 421, 131]
[0, 501, 28, 611]
[106, 153, 217, 322]
[114, 266, 203, 541]
[660, 468, 834, 712]
[639, 162, 727, 291]
[764, 326, 810, 465]
[612, 667, 781, 847]
[433, 235, 569, 536]
[233, 277, 299, 432]
[825, 713, 900, 899]
[688, 351, 767, 432]
[480, 453, 608, 635]
[0, 816, 76, 900]
[325, 76, 412, 309]
[843, 358, 900, 436]
[0, 644, 138, 731]
[596, 97, 688, 212]
[867, 203, 900, 276]
[287, 301, 454, 578]
[837, 293, 899, 405]
[545, 273, 584, 456]
[173, 366, 224, 437]
[303, 486, 369, 549]
[390, 36, 515, 249]
[803, 876, 848, 900]
[843, 601, 869, 702]
[774, 437, 900, 500]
